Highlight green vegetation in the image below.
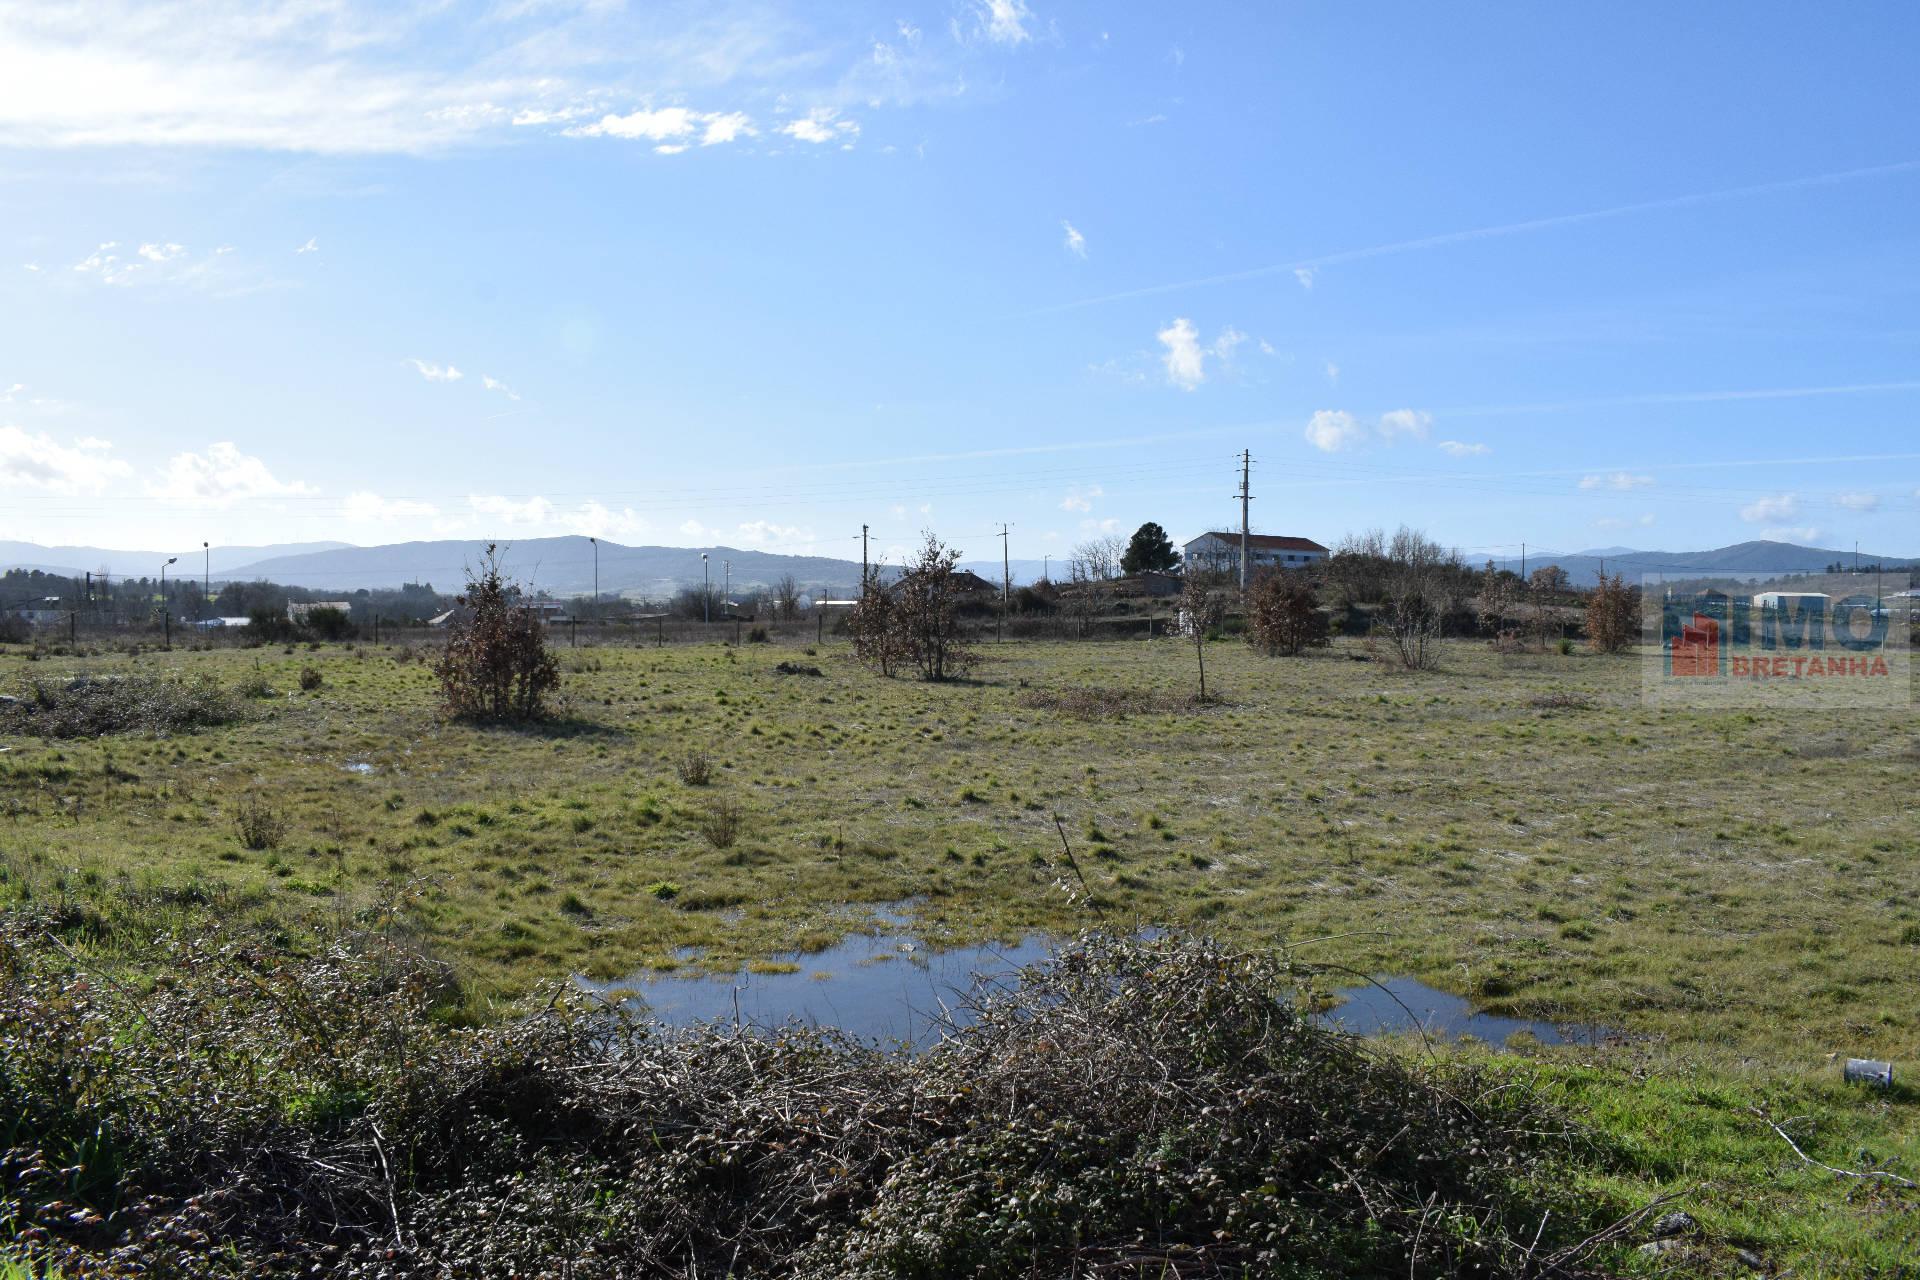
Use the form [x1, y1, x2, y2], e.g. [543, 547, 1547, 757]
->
[1, 631, 1916, 1272]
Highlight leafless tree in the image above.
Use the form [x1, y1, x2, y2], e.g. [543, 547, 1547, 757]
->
[848, 563, 901, 676]
[1379, 526, 1458, 670]
[1070, 535, 1127, 583]
[772, 574, 801, 621]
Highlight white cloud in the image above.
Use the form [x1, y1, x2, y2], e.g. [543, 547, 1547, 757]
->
[1062, 220, 1086, 258]
[733, 520, 814, 549]
[1078, 517, 1120, 535]
[1835, 491, 1880, 512]
[1303, 408, 1432, 453]
[1153, 318, 1248, 390]
[344, 491, 439, 523]
[655, 143, 688, 155]
[781, 107, 857, 144]
[973, 0, 1034, 45]
[1593, 513, 1657, 530]
[0, 425, 132, 493]
[1436, 440, 1490, 457]
[569, 107, 700, 142]
[295, 237, 318, 254]
[137, 241, 184, 262]
[1323, 361, 1339, 383]
[481, 375, 519, 401]
[1059, 483, 1103, 513]
[21, 263, 40, 272]
[1293, 267, 1315, 290]
[1157, 317, 1206, 390]
[1377, 409, 1430, 441]
[73, 242, 141, 285]
[1303, 410, 1366, 453]
[151, 442, 311, 505]
[408, 358, 463, 383]
[1763, 525, 1822, 544]
[1578, 471, 1654, 491]
[1740, 493, 1799, 523]
[701, 111, 754, 145]
[465, 494, 646, 539]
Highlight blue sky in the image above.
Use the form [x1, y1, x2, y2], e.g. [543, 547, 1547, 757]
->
[2, 0, 1918, 567]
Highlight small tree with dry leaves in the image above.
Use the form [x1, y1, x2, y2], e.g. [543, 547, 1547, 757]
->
[893, 532, 976, 682]
[1584, 571, 1639, 653]
[1246, 571, 1326, 657]
[848, 563, 902, 677]
[1179, 575, 1224, 701]
[434, 544, 561, 722]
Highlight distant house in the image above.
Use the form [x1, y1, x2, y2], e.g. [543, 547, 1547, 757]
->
[886, 568, 1002, 603]
[288, 600, 352, 623]
[1116, 571, 1182, 599]
[10, 607, 64, 627]
[519, 600, 570, 623]
[1182, 533, 1329, 575]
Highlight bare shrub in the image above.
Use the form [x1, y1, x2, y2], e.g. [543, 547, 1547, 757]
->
[698, 796, 742, 849]
[232, 795, 287, 850]
[892, 532, 978, 682]
[676, 749, 714, 786]
[433, 545, 561, 722]
[298, 666, 323, 691]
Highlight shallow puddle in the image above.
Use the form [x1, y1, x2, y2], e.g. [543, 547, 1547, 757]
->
[581, 928, 1608, 1049]
[1315, 975, 1608, 1045]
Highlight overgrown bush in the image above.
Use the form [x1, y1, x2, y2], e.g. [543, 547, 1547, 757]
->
[0, 922, 1619, 1278]
[433, 545, 561, 723]
[231, 795, 287, 850]
[675, 748, 714, 786]
[298, 666, 323, 691]
[1584, 572, 1640, 653]
[1246, 570, 1327, 656]
[0, 674, 244, 738]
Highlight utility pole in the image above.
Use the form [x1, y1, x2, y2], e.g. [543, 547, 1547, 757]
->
[590, 536, 599, 625]
[998, 522, 1012, 643]
[1236, 449, 1253, 597]
[702, 553, 710, 625]
[203, 541, 210, 621]
[159, 556, 177, 649]
[1043, 553, 1050, 583]
[861, 524, 869, 586]
[1520, 542, 1527, 583]
[723, 560, 731, 611]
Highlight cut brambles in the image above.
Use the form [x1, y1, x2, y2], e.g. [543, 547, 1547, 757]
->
[1019, 685, 1211, 720]
[0, 921, 1619, 1278]
[0, 674, 244, 738]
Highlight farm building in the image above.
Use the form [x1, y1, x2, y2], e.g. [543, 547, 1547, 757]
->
[1182, 533, 1329, 576]
[287, 600, 352, 623]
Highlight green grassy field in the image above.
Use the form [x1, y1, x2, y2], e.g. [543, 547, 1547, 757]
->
[2, 631, 1917, 1272]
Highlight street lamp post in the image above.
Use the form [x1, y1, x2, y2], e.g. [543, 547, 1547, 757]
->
[203, 542, 210, 622]
[589, 536, 598, 625]
[702, 553, 710, 625]
[159, 556, 177, 648]
[723, 560, 731, 610]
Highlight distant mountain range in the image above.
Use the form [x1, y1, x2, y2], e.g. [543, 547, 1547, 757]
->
[1487, 539, 1917, 588]
[2, 536, 1911, 597]
[0, 540, 353, 579]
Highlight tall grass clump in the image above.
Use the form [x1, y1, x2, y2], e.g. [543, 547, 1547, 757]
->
[0, 920, 1625, 1278]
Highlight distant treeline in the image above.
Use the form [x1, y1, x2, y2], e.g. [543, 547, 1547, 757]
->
[1, 568, 451, 626]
